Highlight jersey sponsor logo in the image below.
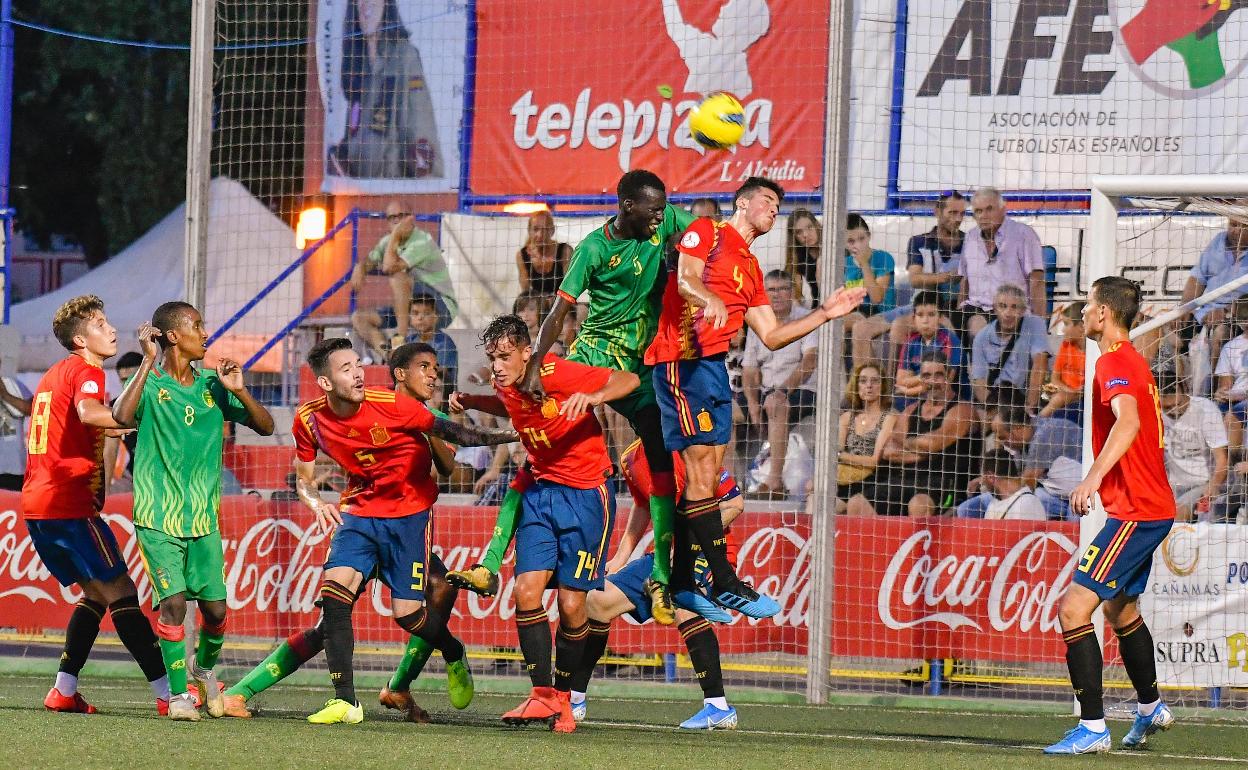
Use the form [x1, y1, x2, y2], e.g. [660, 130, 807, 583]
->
[157, 388, 171, 402]
[81, 380, 99, 395]
[1107, 377, 1130, 389]
[202, 390, 215, 408]
[369, 424, 391, 446]
[681, 231, 701, 249]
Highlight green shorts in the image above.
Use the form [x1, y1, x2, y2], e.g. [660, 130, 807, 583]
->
[135, 527, 227, 605]
[565, 340, 655, 420]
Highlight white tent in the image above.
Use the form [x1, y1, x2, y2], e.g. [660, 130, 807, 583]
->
[11, 177, 302, 373]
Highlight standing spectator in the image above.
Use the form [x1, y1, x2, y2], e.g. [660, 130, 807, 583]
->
[1161, 373, 1229, 522]
[958, 187, 1046, 339]
[515, 210, 571, 300]
[836, 363, 897, 512]
[0, 359, 32, 491]
[1181, 216, 1248, 358]
[784, 209, 822, 305]
[742, 269, 818, 500]
[689, 197, 723, 221]
[970, 284, 1050, 413]
[1039, 302, 1086, 422]
[351, 201, 458, 361]
[843, 213, 897, 370]
[893, 291, 963, 410]
[1214, 297, 1248, 446]
[979, 449, 1047, 520]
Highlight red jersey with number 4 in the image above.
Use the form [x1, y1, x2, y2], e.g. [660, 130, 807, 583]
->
[293, 388, 438, 517]
[645, 218, 769, 364]
[1092, 341, 1175, 522]
[21, 356, 109, 520]
[496, 354, 612, 489]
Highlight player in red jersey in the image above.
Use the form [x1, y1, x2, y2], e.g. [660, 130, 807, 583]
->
[449, 314, 639, 733]
[20, 295, 171, 715]
[645, 176, 865, 616]
[1045, 277, 1177, 755]
[292, 338, 516, 725]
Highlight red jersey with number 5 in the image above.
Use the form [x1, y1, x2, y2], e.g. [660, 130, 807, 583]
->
[1091, 341, 1175, 522]
[645, 218, 769, 364]
[21, 356, 108, 520]
[293, 388, 437, 517]
[496, 354, 612, 489]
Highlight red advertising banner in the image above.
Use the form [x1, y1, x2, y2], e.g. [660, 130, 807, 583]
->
[468, 1, 829, 196]
[0, 493, 1078, 662]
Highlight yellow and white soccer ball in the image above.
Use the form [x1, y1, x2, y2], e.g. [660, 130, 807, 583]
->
[689, 92, 745, 150]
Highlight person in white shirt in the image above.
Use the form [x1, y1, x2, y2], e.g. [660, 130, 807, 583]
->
[1214, 298, 1248, 447]
[0, 361, 32, 491]
[1160, 373, 1229, 522]
[981, 449, 1046, 521]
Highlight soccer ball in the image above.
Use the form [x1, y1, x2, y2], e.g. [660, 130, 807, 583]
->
[689, 92, 745, 150]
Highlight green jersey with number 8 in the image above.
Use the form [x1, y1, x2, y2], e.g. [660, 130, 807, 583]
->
[131, 366, 250, 537]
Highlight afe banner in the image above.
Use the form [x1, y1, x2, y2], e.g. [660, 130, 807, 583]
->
[467, 0, 829, 196]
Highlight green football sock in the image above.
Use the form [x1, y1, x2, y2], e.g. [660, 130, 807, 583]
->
[195, 628, 225, 671]
[481, 487, 522, 574]
[225, 640, 304, 699]
[649, 493, 676, 585]
[388, 635, 435, 691]
[159, 636, 188, 695]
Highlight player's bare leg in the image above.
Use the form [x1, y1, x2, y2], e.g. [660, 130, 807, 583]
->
[350, 308, 389, 362]
[388, 270, 414, 348]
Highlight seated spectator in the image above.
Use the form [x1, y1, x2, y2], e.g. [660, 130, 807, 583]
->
[1213, 297, 1248, 446]
[474, 441, 527, 505]
[978, 449, 1046, 520]
[0, 356, 32, 492]
[1038, 301, 1085, 422]
[689, 197, 723, 221]
[1181, 215, 1248, 360]
[743, 269, 818, 500]
[842, 213, 897, 369]
[400, 293, 459, 395]
[516, 210, 571, 300]
[1161, 373, 1229, 522]
[970, 284, 1050, 414]
[850, 351, 977, 517]
[836, 363, 897, 512]
[352, 201, 458, 361]
[958, 187, 1045, 339]
[893, 291, 963, 410]
[784, 208, 822, 305]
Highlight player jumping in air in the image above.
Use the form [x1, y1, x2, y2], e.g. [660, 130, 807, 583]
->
[1044, 276, 1177, 755]
[569, 439, 742, 730]
[646, 177, 865, 615]
[449, 170, 694, 625]
[449, 314, 639, 733]
[220, 343, 463, 723]
[21, 295, 172, 715]
[292, 337, 516, 725]
[112, 302, 275, 721]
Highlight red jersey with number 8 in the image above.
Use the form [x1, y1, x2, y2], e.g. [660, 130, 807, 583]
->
[21, 356, 108, 519]
[496, 354, 612, 489]
[1091, 341, 1175, 522]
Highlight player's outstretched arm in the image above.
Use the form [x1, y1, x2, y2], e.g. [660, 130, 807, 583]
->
[110, 322, 161, 429]
[560, 370, 640, 421]
[429, 416, 518, 447]
[519, 296, 574, 397]
[216, 358, 275, 436]
[294, 458, 341, 534]
[449, 391, 509, 417]
[1070, 394, 1141, 515]
[428, 435, 458, 477]
[745, 286, 867, 351]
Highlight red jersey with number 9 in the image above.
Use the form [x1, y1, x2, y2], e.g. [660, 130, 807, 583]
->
[293, 388, 437, 517]
[645, 217, 769, 364]
[496, 354, 612, 489]
[21, 356, 108, 519]
[1091, 341, 1175, 522]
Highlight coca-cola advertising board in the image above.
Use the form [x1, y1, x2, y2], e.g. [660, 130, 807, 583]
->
[467, 0, 828, 196]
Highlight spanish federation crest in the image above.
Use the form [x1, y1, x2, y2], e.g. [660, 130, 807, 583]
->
[369, 424, 391, 445]
[541, 398, 559, 419]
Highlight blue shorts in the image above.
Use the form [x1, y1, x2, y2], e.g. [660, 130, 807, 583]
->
[1073, 518, 1173, 600]
[608, 552, 719, 624]
[26, 517, 128, 588]
[516, 480, 615, 591]
[324, 510, 432, 601]
[653, 358, 733, 451]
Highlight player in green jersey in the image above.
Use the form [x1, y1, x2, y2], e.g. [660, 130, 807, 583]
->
[448, 170, 693, 625]
[112, 302, 275, 721]
[220, 343, 468, 723]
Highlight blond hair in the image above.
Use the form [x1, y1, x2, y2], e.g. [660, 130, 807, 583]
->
[52, 295, 105, 351]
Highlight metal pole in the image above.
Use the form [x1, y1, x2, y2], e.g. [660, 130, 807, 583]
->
[805, 0, 855, 705]
[1, 0, 14, 322]
[184, 0, 214, 309]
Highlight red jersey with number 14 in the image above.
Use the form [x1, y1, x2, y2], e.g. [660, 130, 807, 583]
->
[21, 356, 108, 520]
[293, 388, 438, 517]
[496, 354, 612, 489]
[645, 218, 769, 364]
[1091, 341, 1175, 522]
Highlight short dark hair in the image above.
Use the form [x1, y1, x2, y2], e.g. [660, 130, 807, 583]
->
[307, 337, 354, 377]
[617, 169, 665, 202]
[51, 295, 105, 351]
[116, 351, 144, 371]
[152, 301, 198, 350]
[1091, 276, 1141, 330]
[847, 213, 869, 233]
[733, 176, 784, 207]
[764, 269, 793, 284]
[982, 448, 1018, 479]
[912, 290, 941, 310]
[935, 190, 966, 211]
[389, 342, 438, 385]
[1062, 301, 1087, 322]
[1156, 371, 1183, 396]
[918, 349, 948, 368]
[996, 387, 1029, 426]
[410, 293, 437, 310]
[481, 314, 531, 352]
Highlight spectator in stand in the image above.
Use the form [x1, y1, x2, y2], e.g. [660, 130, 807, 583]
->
[784, 209, 822, 305]
[836, 363, 897, 513]
[893, 291, 963, 411]
[958, 187, 1046, 339]
[1039, 302, 1086, 422]
[970, 283, 1050, 414]
[515, 210, 571, 300]
[404, 292, 459, 396]
[1214, 297, 1248, 447]
[742, 269, 819, 500]
[1181, 215, 1248, 359]
[689, 197, 723, 221]
[978, 449, 1047, 520]
[0, 357, 32, 491]
[1160, 372, 1229, 522]
[351, 201, 458, 361]
[851, 351, 977, 517]
[842, 213, 897, 370]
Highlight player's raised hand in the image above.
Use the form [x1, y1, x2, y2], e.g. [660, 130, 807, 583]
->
[448, 391, 469, 413]
[216, 358, 245, 393]
[137, 322, 161, 360]
[820, 286, 868, 321]
[701, 296, 730, 330]
[1069, 473, 1103, 516]
[560, 391, 602, 422]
